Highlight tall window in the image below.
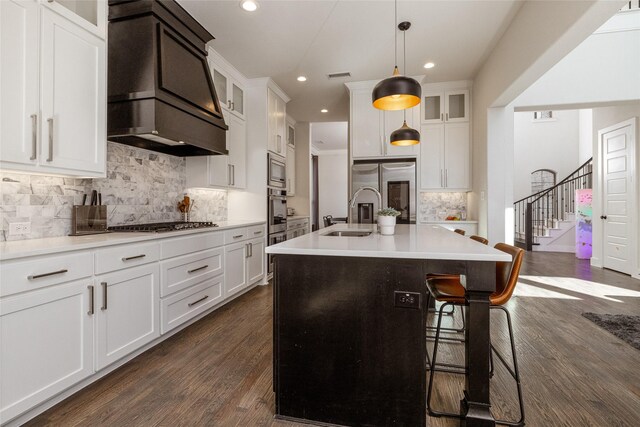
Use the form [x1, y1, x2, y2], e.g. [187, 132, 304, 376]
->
[531, 169, 556, 194]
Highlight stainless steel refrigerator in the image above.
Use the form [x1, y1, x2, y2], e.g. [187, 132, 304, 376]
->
[350, 160, 416, 224]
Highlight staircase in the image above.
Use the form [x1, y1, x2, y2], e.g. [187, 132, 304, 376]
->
[514, 158, 593, 252]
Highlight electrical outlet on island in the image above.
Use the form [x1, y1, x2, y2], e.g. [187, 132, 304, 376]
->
[9, 222, 31, 236]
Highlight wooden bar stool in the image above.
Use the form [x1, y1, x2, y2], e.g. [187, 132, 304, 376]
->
[426, 243, 526, 427]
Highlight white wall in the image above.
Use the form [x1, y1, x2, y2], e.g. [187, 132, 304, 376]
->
[317, 150, 348, 224]
[579, 109, 594, 163]
[473, 2, 633, 243]
[513, 110, 581, 201]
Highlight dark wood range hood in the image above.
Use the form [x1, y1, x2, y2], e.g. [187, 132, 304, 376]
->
[107, 0, 228, 156]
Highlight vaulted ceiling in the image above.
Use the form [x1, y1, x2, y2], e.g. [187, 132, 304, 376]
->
[178, 0, 524, 123]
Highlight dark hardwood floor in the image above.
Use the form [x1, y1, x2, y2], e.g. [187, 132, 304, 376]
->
[27, 252, 640, 426]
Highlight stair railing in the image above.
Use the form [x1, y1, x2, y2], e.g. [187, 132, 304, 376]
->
[514, 158, 593, 251]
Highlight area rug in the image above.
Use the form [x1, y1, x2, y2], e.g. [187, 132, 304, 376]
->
[582, 312, 640, 350]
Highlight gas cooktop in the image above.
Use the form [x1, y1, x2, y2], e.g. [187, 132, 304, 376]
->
[108, 222, 218, 233]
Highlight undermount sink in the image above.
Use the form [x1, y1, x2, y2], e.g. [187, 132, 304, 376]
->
[323, 230, 372, 237]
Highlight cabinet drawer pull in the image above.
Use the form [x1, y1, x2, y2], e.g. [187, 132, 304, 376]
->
[253, 230, 263, 235]
[30, 114, 37, 160]
[188, 295, 209, 307]
[245, 243, 250, 258]
[46, 118, 54, 162]
[187, 265, 208, 274]
[446, 113, 449, 121]
[101, 282, 108, 311]
[88, 285, 95, 315]
[28, 269, 68, 280]
[249, 242, 253, 257]
[122, 254, 146, 261]
[233, 234, 243, 239]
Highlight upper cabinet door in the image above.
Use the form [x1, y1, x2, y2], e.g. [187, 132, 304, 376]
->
[419, 124, 445, 190]
[351, 89, 382, 158]
[445, 90, 469, 123]
[212, 66, 229, 111]
[0, 0, 39, 168]
[227, 113, 247, 189]
[231, 82, 245, 120]
[421, 91, 444, 124]
[40, 7, 106, 176]
[443, 122, 470, 189]
[42, 0, 106, 39]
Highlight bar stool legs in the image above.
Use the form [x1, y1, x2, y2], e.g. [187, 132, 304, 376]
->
[426, 304, 526, 426]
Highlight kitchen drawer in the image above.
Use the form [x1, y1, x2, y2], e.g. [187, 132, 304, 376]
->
[0, 251, 93, 297]
[161, 231, 224, 259]
[160, 275, 224, 334]
[247, 224, 266, 239]
[160, 247, 224, 297]
[224, 227, 249, 244]
[95, 242, 160, 274]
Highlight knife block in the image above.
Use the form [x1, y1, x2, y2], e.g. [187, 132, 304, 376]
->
[71, 205, 108, 236]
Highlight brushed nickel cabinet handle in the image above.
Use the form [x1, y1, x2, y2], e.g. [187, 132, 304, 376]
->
[231, 101, 235, 111]
[233, 234, 243, 239]
[227, 100, 231, 109]
[122, 254, 146, 261]
[188, 295, 209, 307]
[30, 114, 37, 160]
[231, 164, 235, 186]
[245, 243, 250, 258]
[446, 113, 449, 121]
[253, 230, 262, 235]
[440, 113, 443, 121]
[88, 285, 95, 315]
[28, 269, 68, 280]
[249, 242, 253, 257]
[101, 282, 107, 311]
[445, 169, 448, 187]
[187, 265, 208, 274]
[228, 164, 232, 185]
[46, 118, 53, 162]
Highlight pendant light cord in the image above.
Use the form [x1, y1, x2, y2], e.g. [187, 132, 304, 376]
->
[402, 17, 407, 121]
[394, 0, 397, 68]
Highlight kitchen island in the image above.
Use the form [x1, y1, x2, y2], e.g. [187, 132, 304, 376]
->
[266, 224, 511, 427]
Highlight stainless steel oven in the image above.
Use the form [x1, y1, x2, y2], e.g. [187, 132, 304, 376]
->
[268, 188, 287, 234]
[268, 230, 287, 274]
[268, 153, 286, 189]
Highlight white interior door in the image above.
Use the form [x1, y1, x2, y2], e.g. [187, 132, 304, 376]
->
[601, 120, 635, 275]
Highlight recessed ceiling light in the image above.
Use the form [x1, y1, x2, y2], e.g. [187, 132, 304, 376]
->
[321, 109, 328, 113]
[424, 62, 435, 69]
[240, 0, 258, 12]
[297, 76, 307, 82]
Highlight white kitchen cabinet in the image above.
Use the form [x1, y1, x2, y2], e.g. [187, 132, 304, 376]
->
[287, 120, 296, 148]
[0, 280, 94, 423]
[422, 89, 469, 124]
[186, 111, 246, 189]
[0, 1, 106, 177]
[286, 144, 296, 195]
[224, 241, 248, 298]
[268, 88, 287, 157]
[348, 86, 419, 158]
[246, 237, 265, 285]
[210, 59, 245, 120]
[420, 122, 470, 191]
[42, 0, 106, 38]
[224, 230, 265, 298]
[95, 263, 160, 370]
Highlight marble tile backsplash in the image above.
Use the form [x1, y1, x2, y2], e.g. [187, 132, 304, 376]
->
[1, 142, 227, 241]
[419, 192, 468, 222]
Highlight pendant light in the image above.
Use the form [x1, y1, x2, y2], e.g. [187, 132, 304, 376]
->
[372, 0, 421, 111]
[390, 21, 420, 146]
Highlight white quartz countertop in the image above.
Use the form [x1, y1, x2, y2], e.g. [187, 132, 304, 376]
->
[0, 220, 266, 261]
[265, 224, 510, 262]
[423, 220, 478, 224]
